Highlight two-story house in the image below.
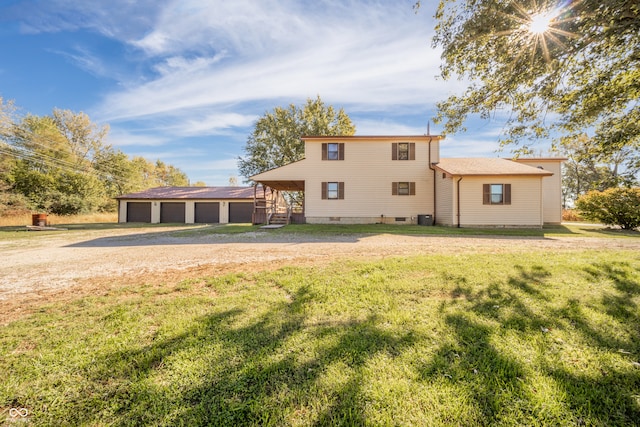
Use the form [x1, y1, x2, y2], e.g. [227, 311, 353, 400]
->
[251, 135, 564, 228]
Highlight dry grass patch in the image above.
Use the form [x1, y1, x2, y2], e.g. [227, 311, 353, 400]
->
[0, 212, 118, 227]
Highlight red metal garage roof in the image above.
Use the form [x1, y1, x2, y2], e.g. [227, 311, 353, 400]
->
[116, 186, 255, 200]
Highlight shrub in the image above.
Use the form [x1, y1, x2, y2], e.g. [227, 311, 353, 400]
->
[575, 187, 640, 230]
[0, 189, 32, 216]
[562, 209, 582, 222]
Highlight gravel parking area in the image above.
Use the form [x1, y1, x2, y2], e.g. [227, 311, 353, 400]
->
[1, 226, 638, 322]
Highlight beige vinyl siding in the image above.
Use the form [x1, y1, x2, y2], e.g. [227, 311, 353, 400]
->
[457, 176, 544, 227]
[515, 159, 563, 224]
[435, 173, 454, 225]
[304, 139, 436, 221]
[251, 158, 310, 180]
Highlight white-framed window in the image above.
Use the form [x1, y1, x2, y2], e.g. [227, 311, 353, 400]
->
[328, 182, 339, 199]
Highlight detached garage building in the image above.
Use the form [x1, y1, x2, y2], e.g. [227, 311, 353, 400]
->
[116, 186, 255, 224]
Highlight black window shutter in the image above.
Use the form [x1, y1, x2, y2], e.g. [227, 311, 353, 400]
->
[392, 143, 398, 160]
[322, 143, 327, 160]
[483, 184, 490, 205]
[392, 182, 398, 195]
[409, 182, 416, 195]
[409, 143, 415, 160]
[338, 182, 345, 199]
[339, 143, 345, 160]
[504, 184, 511, 205]
[321, 182, 327, 199]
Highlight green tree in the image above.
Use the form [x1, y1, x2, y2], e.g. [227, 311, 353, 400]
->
[5, 115, 107, 214]
[0, 97, 16, 138]
[238, 96, 356, 179]
[93, 148, 138, 198]
[51, 108, 110, 167]
[8, 115, 74, 171]
[576, 187, 640, 230]
[1, 102, 192, 214]
[421, 0, 639, 160]
[562, 135, 639, 207]
[153, 160, 189, 187]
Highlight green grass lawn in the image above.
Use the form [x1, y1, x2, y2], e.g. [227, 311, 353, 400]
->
[2, 222, 638, 242]
[172, 222, 640, 239]
[2, 246, 639, 426]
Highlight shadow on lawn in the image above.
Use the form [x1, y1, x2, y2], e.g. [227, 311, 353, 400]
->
[37, 260, 640, 426]
[63, 224, 559, 248]
[63, 286, 417, 426]
[419, 263, 640, 425]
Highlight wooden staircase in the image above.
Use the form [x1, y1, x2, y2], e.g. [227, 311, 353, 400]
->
[268, 212, 289, 225]
[252, 185, 293, 226]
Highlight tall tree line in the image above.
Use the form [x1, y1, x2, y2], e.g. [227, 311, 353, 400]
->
[0, 98, 188, 215]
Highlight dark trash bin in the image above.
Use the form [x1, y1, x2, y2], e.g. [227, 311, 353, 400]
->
[417, 214, 433, 226]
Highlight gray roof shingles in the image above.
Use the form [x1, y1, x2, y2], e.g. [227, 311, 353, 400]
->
[433, 158, 554, 176]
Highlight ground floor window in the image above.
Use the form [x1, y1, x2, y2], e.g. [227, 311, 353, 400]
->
[322, 182, 344, 199]
[483, 183, 511, 205]
[392, 182, 415, 195]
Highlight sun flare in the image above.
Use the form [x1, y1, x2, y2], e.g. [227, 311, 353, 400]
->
[499, 2, 579, 64]
[529, 12, 554, 34]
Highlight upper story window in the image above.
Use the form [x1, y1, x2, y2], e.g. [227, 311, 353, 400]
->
[483, 184, 511, 205]
[328, 143, 339, 160]
[322, 143, 344, 160]
[392, 142, 415, 160]
[398, 143, 409, 160]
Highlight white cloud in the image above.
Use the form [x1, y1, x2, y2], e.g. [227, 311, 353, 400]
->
[47, 45, 112, 79]
[132, 0, 315, 57]
[6, 0, 498, 185]
[355, 118, 430, 136]
[107, 128, 170, 147]
[153, 53, 228, 76]
[198, 158, 241, 171]
[92, 0, 445, 124]
[441, 136, 503, 158]
[170, 113, 258, 136]
[10, 0, 164, 39]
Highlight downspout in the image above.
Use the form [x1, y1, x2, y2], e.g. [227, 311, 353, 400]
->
[540, 177, 544, 228]
[427, 137, 437, 223]
[252, 184, 257, 225]
[456, 177, 463, 228]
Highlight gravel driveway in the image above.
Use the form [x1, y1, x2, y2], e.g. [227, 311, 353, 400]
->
[1, 226, 638, 322]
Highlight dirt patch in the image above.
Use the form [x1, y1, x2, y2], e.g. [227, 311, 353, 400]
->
[1, 226, 638, 323]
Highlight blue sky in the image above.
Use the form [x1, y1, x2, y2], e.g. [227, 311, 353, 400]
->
[0, 0, 513, 185]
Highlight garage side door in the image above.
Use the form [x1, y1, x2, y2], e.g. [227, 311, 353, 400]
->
[160, 202, 186, 223]
[228, 202, 253, 223]
[126, 202, 151, 223]
[194, 202, 220, 223]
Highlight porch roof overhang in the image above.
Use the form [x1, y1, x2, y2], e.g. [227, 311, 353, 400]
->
[257, 180, 305, 192]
